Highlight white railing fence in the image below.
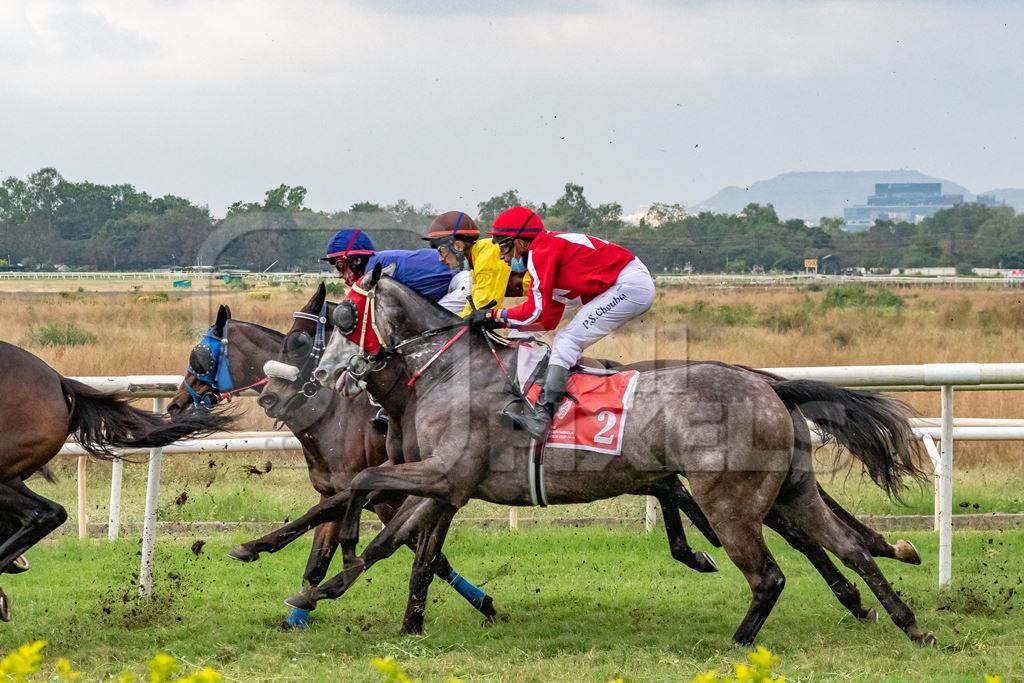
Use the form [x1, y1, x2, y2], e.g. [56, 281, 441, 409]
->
[61, 363, 1024, 597]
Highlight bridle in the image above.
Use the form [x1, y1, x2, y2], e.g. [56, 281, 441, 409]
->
[291, 299, 330, 399]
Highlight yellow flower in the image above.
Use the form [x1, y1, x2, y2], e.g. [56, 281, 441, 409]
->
[733, 662, 755, 683]
[691, 672, 721, 683]
[371, 657, 413, 683]
[747, 646, 778, 673]
[174, 667, 222, 683]
[120, 672, 138, 683]
[984, 676, 1002, 683]
[56, 657, 83, 681]
[0, 641, 47, 681]
[148, 653, 179, 683]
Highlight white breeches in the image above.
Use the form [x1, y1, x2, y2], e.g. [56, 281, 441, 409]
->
[549, 258, 656, 369]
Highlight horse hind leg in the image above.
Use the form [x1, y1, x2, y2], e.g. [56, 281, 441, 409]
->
[705, 511, 786, 646]
[0, 481, 67, 574]
[778, 496, 935, 645]
[817, 484, 920, 565]
[764, 510, 876, 622]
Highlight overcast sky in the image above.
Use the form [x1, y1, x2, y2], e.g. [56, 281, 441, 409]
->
[2, 0, 1022, 216]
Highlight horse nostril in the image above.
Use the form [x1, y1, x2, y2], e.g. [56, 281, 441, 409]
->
[313, 367, 328, 382]
[257, 393, 278, 410]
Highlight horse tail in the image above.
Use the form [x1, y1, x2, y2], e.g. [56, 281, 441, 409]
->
[769, 379, 926, 501]
[61, 377, 237, 459]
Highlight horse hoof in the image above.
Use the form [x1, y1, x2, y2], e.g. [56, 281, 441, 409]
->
[479, 596, 497, 623]
[7, 556, 29, 575]
[894, 540, 921, 565]
[860, 608, 879, 623]
[691, 551, 719, 573]
[912, 631, 937, 647]
[401, 621, 425, 636]
[227, 547, 259, 563]
[0, 590, 10, 622]
[283, 607, 310, 629]
[284, 592, 316, 612]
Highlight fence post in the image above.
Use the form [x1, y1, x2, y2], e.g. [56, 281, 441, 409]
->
[939, 385, 954, 589]
[139, 397, 167, 598]
[508, 507, 518, 530]
[108, 457, 124, 541]
[76, 456, 88, 539]
[644, 496, 657, 533]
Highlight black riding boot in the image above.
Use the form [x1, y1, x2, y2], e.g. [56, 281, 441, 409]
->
[501, 365, 570, 441]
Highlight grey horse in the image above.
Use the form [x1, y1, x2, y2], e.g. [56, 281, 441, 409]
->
[279, 269, 933, 646]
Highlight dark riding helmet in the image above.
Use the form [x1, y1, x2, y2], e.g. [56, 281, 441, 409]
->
[422, 211, 480, 263]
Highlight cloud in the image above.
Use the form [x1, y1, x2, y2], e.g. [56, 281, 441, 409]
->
[344, 0, 601, 16]
[0, 0, 154, 64]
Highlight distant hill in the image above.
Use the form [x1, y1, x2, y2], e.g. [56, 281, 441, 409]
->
[693, 170, 973, 220]
[983, 188, 1024, 213]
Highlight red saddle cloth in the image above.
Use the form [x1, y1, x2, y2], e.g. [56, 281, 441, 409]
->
[526, 370, 640, 455]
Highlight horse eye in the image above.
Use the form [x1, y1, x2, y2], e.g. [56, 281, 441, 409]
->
[189, 346, 212, 374]
[285, 331, 312, 359]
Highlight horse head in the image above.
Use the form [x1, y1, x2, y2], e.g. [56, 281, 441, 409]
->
[258, 282, 337, 423]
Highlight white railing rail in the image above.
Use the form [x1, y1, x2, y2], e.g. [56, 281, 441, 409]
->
[63, 364, 1024, 595]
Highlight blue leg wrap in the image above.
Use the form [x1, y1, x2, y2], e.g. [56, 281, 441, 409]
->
[445, 569, 488, 608]
[284, 607, 310, 628]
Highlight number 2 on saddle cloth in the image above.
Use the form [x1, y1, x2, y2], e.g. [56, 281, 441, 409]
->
[524, 370, 640, 455]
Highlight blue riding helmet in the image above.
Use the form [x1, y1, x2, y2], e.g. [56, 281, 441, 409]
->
[323, 228, 376, 261]
[186, 325, 235, 409]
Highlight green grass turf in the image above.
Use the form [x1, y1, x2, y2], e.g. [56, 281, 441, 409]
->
[2, 527, 1021, 681]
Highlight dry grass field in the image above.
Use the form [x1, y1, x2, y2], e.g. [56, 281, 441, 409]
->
[2, 276, 1024, 526]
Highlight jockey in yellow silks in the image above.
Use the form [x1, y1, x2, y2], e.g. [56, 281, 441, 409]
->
[423, 211, 528, 316]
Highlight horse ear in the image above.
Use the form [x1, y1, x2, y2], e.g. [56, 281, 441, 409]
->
[215, 305, 229, 334]
[368, 262, 383, 288]
[309, 281, 326, 311]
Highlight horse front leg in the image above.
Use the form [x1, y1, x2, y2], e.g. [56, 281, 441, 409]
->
[228, 489, 351, 562]
[401, 505, 457, 635]
[283, 518, 342, 629]
[286, 496, 447, 613]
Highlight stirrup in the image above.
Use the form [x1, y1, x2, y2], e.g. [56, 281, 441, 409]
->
[499, 399, 551, 441]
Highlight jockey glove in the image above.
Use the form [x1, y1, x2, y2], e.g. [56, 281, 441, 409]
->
[468, 308, 504, 332]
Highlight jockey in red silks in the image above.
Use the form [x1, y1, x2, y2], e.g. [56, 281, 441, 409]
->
[470, 206, 656, 440]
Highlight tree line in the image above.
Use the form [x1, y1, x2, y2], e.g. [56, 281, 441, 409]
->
[2, 168, 1021, 273]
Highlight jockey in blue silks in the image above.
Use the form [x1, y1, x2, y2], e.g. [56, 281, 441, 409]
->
[324, 228, 456, 303]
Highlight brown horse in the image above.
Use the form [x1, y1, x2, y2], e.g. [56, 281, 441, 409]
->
[0, 341, 234, 622]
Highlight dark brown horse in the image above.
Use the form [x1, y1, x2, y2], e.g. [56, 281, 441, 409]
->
[169, 304, 502, 627]
[0, 340, 234, 622]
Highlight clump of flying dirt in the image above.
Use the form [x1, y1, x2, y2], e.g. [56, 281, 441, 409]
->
[95, 539, 214, 628]
[938, 532, 1021, 617]
[242, 460, 273, 477]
